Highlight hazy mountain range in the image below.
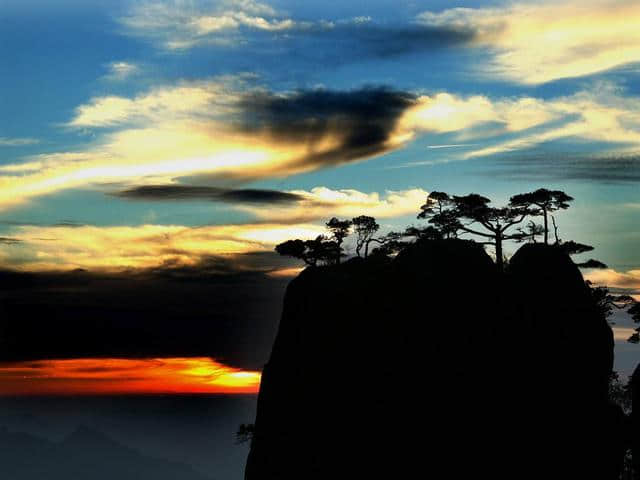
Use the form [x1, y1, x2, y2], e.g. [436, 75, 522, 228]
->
[0, 425, 214, 480]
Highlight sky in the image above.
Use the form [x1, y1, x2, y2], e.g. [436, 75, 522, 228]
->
[2, 0, 640, 393]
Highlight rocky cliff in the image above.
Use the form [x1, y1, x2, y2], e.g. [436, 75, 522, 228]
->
[246, 240, 625, 479]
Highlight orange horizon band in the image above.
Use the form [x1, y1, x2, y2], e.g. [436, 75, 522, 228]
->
[0, 357, 261, 396]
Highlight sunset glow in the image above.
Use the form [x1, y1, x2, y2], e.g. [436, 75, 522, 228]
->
[0, 357, 261, 396]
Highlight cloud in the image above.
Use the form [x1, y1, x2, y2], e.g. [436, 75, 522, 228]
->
[118, 0, 640, 80]
[0, 83, 419, 210]
[235, 187, 428, 223]
[0, 186, 426, 270]
[5, 79, 640, 211]
[397, 83, 640, 166]
[115, 185, 304, 204]
[103, 61, 140, 81]
[0, 237, 21, 245]
[417, 0, 640, 84]
[427, 144, 477, 149]
[115, 184, 429, 224]
[290, 21, 473, 59]
[67, 78, 241, 127]
[237, 87, 417, 169]
[119, 0, 296, 50]
[401, 93, 561, 136]
[613, 327, 637, 342]
[489, 153, 640, 183]
[0, 137, 39, 147]
[0, 222, 325, 271]
[584, 268, 640, 290]
[461, 86, 640, 159]
[119, 0, 472, 55]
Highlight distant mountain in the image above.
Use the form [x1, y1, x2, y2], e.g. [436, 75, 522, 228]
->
[0, 425, 213, 480]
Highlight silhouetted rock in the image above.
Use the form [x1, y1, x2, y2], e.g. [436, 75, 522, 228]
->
[246, 241, 624, 479]
[632, 365, 640, 478]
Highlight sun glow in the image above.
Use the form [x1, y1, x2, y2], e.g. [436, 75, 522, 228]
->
[0, 357, 261, 396]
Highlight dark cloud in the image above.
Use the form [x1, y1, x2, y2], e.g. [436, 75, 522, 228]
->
[52, 221, 86, 228]
[115, 185, 304, 204]
[0, 237, 21, 245]
[253, 21, 476, 61]
[0, 252, 300, 370]
[317, 23, 475, 58]
[239, 86, 417, 169]
[487, 153, 640, 183]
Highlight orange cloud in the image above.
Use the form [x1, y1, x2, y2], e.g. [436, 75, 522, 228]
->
[0, 357, 261, 396]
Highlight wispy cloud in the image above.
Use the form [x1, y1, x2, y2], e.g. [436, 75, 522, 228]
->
[427, 144, 476, 149]
[234, 187, 428, 223]
[67, 77, 242, 127]
[418, 0, 640, 84]
[462, 86, 640, 159]
[103, 61, 140, 81]
[119, 0, 297, 50]
[399, 83, 640, 162]
[0, 137, 39, 147]
[488, 154, 640, 183]
[118, 0, 472, 56]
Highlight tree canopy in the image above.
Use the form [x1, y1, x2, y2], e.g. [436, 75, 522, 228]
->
[509, 188, 573, 244]
[418, 192, 532, 270]
[325, 217, 352, 263]
[275, 236, 340, 266]
[351, 215, 379, 258]
[275, 187, 611, 276]
[417, 191, 461, 239]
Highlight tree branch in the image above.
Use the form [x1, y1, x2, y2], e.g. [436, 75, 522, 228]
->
[458, 225, 495, 238]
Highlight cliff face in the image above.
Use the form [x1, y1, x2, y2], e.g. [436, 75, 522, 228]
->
[246, 241, 624, 479]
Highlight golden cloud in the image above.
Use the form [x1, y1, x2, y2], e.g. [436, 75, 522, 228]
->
[67, 80, 241, 127]
[418, 1, 640, 84]
[400, 93, 561, 136]
[584, 268, 640, 290]
[400, 86, 640, 160]
[237, 187, 429, 223]
[0, 222, 325, 271]
[0, 187, 427, 271]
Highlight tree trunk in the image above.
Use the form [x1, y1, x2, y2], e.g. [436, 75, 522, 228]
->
[495, 235, 503, 271]
[551, 215, 560, 244]
[543, 207, 548, 244]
